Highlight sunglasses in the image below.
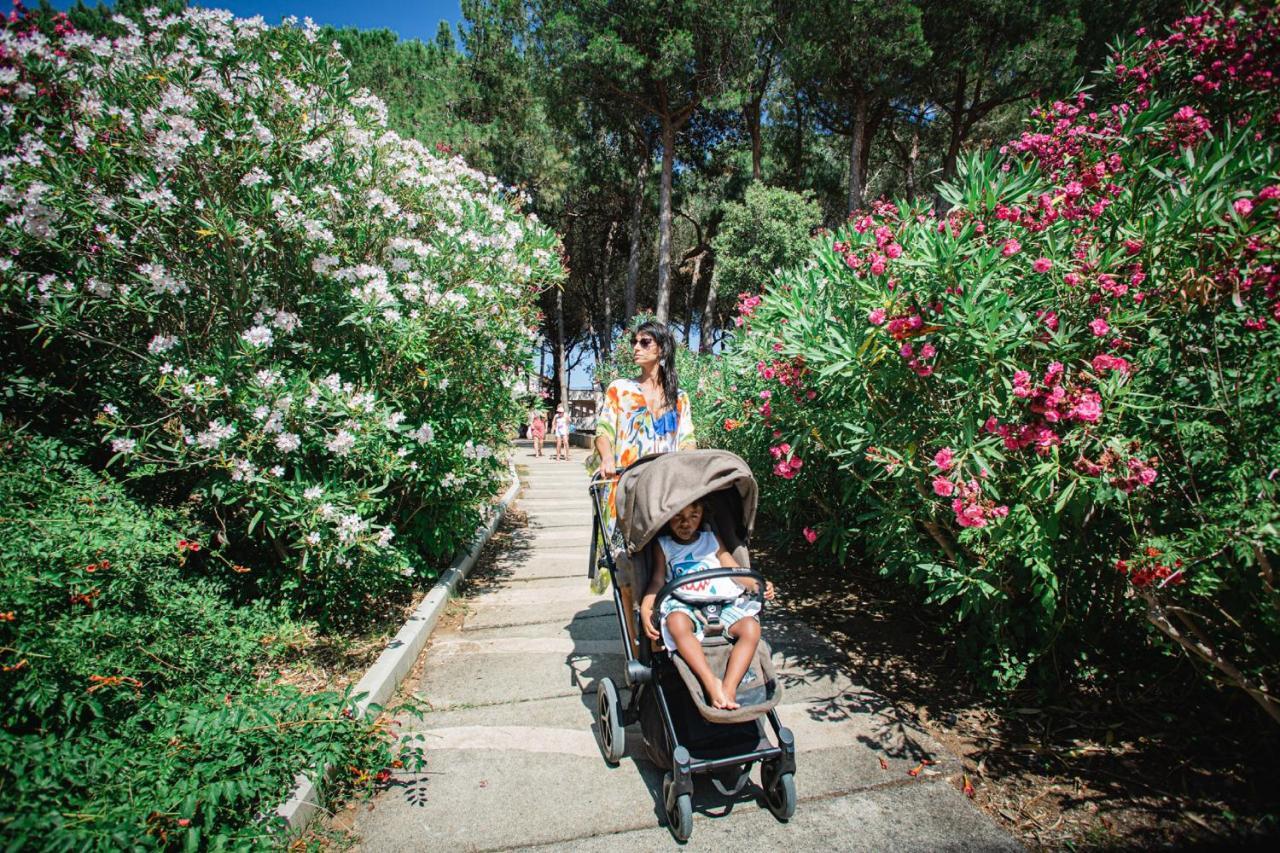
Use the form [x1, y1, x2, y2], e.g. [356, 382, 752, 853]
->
[631, 336, 657, 349]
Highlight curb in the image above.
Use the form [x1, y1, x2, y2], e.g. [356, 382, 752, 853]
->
[275, 459, 522, 833]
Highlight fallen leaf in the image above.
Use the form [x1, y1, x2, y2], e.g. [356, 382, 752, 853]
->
[879, 757, 889, 770]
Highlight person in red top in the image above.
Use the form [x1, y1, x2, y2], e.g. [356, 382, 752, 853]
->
[528, 408, 547, 457]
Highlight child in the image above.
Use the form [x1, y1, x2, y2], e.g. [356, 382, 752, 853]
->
[639, 500, 775, 710]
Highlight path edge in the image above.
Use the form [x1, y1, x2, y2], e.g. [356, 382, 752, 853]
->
[274, 458, 522, 834]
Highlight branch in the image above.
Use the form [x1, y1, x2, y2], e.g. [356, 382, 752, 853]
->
[1139, 588, 1280, 726]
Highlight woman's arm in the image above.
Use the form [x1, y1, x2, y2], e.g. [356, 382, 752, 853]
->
[594, 382, 621, 476]
[676, 391, 696, 451]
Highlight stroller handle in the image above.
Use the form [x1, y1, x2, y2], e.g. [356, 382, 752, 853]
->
[650, 568, 768, 629]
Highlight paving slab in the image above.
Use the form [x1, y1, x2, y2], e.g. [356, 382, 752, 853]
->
[526, 780, 1022, 853]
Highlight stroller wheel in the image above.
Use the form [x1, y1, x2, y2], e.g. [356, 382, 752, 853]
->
[596, 677, 626, 765]
[762, 767, 797, 821]
[662, 771, 693, 841]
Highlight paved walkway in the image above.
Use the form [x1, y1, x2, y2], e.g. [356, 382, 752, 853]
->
[353, 442, 1019, 851]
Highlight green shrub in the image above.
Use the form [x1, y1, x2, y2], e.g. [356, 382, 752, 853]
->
[0, 429, 421, 848]
[711, 183, 822, 301]
[0, 6, 563, 626]
[700, 1, 1280, 705]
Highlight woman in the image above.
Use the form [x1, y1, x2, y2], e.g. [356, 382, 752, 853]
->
[528, 408, 547, 457]
[592, 320, 695, 534]
[552, 404, 571, 461]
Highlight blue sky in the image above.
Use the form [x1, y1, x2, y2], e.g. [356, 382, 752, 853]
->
[51, 1, 464, 43]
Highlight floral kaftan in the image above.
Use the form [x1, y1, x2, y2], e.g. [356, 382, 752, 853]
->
[590, 378, 696, 543]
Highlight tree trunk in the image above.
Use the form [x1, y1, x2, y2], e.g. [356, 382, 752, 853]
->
[846, 92, 868, 215]
[700, 278, 718, 354]
[625, 153, 648, 325]
[538, 339, 546, 397]
[687, 251, 704, 348]
[555, 286, 568, 412]
[938, 69, 969, 212]
[599, 220, 617, 364]
[790, 91, 805, 186]
[656, 118, 676, 324]
[745, 99, 763, 181]
[906, 115, 920, 200]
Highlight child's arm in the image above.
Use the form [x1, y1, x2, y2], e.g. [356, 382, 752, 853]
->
[715, 534, 775, 599]
[638, 547, 665, 641]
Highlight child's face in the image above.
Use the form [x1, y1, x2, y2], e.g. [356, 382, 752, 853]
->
[669, 502, 703, 541]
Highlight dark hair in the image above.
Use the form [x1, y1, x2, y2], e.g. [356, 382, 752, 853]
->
[632, 320, 679, 413]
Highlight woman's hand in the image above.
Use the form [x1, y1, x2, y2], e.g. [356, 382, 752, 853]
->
[764, 580, 776, 601]
[598, 454, 617, 479]
[639, 603, 660, 641]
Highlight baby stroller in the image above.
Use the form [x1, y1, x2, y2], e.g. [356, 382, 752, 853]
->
[588, 449, 797, 841]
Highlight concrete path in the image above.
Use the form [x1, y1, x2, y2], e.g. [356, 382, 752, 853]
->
[353, 442, 1018, 852]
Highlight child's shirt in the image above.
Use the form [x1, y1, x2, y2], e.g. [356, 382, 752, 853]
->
[656, 529, 743, 603]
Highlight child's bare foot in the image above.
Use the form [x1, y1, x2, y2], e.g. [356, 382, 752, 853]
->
[706, 678, 739, 710]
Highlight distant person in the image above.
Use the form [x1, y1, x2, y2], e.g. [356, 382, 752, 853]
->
[528, 408, 547, 457]
[552, 404, 570, 461]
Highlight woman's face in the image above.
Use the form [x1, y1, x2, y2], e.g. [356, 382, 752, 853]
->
[631, 331, 659, 369]
[669, 502, 703, 541]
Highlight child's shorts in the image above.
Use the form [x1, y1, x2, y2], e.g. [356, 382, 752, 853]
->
[659, 595, 761, 653]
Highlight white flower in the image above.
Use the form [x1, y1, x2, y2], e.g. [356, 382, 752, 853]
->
[195, 420, 235, 450]
[270, 465, 285, 477]
[409, 423, 434, 444]
[255, 369, 281, 387]
[303, 486, 323, 500]
[385, 411, 406, 430]
[272, 310, 300, 332]
[111, 437, 136, 454]
[102, 403, 119, 416]
[240, 325, 273, 347]
[325, 429, 356, 456]
[239, 167, 272, 187]
[306, 531, 322, 545]
[147, 334, 178, 354]
[275, 432, 301, 452]
[376, 527, 395, 548]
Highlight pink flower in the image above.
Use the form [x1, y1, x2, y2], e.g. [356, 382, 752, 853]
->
[1032, 257, 1052, 273]
[1123, 238, 1144, 255]
[884, 242, 903, 259]
[1063, 272, 1082, 287]
[802, 527, 817, 544]
[759, 389, 772, 400]
[1089, 318, 1110, 336]
[1001, 238, 1021, 257]
[1233, 197, 1254, 217]
[870, 256, 887, 275]
[1069, 391, 1102, 423]
[932, 476, 955, 497]
[868, 307, 887, 326]
[983, 416, 1000, 434]
[933, 447, 955, 471]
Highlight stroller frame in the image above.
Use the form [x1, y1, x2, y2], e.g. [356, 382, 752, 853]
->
[588, 460, 797, 841]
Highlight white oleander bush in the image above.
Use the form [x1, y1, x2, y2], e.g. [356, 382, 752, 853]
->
[0, 5, 563, 624]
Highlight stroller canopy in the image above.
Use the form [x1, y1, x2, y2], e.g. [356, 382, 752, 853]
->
[614, 449, 758, 557]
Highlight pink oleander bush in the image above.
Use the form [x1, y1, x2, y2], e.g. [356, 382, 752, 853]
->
[699, 1, 1280, 703]
[0, 5, 562, 625]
